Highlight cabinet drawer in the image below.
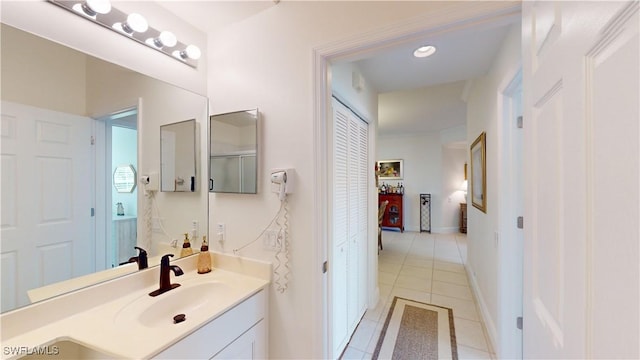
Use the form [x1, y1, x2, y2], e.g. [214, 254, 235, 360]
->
[154, 290, 266, 359]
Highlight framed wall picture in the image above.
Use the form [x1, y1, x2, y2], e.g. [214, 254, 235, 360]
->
[470, 132, 486, 213]
[377, 159, 403, 180]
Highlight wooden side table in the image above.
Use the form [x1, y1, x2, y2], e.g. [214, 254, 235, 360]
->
[460, 203, 467, 233]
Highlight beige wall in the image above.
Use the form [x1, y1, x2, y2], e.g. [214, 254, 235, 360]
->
[1, 24, 87, 115]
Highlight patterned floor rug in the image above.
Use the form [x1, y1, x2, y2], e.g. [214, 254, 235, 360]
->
[372, 297, 458, 360]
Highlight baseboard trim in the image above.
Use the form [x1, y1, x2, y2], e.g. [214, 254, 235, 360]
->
[466, 264, 498, 355]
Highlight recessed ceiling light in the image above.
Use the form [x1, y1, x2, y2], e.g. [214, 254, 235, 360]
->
[413, 45, 436, 58]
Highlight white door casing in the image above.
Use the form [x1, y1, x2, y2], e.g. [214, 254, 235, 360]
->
[1, 101, 95, 311]
[498, 71, 523, 359]
[522, 1, 639, 358]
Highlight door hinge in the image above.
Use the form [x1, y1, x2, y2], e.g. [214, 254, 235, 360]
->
[322, 261, 328, 274]
[90, 208, 95, 217]
[517, 316, 523, 330]
[90, 136, 95, 145]
[517, 116, 523, 129]
[517, 216, 524, 229]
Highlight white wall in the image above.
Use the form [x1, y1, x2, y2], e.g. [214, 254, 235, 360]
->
[377, 129, 466, 233]
[331, 62, 378, 122]
[204, 2, 481, 358]
[465, 23, 521, 352]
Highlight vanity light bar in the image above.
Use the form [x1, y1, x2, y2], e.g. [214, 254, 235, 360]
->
[48, 0, 200, 68]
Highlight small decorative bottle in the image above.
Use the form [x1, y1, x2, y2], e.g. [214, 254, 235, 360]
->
[116, 202, 124, 216]
[197, 236, 212, 274]
[180, 233, 193, 257]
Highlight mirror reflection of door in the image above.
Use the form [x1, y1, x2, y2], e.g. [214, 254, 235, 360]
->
[104, 109, 138, 268]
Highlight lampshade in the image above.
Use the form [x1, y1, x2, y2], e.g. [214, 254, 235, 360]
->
[459, 180, 468, 192]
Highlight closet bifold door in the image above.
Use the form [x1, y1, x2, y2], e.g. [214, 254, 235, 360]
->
[330, 98, 369, 358]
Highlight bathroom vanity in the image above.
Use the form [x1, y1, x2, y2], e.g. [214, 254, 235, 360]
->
[0, 253, 270, 359]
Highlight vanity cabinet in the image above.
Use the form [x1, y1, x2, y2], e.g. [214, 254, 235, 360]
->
[154, 290, 266, 359]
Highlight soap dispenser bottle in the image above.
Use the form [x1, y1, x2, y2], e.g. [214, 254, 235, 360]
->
[197, 236, 212, 274]
[180, 233, 193, 257]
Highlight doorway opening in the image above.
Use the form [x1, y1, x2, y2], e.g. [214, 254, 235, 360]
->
[313, 2, 522, 358]
[102, 108, 138, 269]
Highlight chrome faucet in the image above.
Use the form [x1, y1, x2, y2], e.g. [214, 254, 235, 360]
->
[149, 254, 184, 297]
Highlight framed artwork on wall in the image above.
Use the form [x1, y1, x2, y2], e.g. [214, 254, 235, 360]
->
[377, 159, 403, 180]
[470, 132, 487, 213]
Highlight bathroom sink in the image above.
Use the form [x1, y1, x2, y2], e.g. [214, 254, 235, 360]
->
[18, 339, 113, 359]
[114, 281, 232, 329]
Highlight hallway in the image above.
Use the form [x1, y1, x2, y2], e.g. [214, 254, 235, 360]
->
[342, 231, 495, 359]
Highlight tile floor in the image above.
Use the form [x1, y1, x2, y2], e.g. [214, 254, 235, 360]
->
[341, 231, 495, 360]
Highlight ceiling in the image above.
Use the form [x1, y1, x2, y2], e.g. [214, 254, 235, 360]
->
[157, 1, 277, 34]
[355, 23, 513, 136]
[159, 1, 516, 136]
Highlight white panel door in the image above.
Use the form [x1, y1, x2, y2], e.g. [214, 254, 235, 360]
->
[1, 101, 94, 311]
[522, 2, 639, 358]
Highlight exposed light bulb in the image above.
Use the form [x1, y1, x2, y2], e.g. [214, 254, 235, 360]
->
[413, 45, 437, 58]
[73, 0, 111, 17]
[121, 13, 148, 34]
[85, 0, 111, 15]
[147, 31, 178, 48]
[174, 45, 201, 61]
[158, 31, 177, 47]
[50, 0, 199, 68]
[185, 45, 201, 60]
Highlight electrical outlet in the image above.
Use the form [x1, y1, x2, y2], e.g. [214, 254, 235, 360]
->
[192, 220, 198, 238]
[216, 223, 225, 243]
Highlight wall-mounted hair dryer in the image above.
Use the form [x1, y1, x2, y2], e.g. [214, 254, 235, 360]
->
[271, 168, 294, 201]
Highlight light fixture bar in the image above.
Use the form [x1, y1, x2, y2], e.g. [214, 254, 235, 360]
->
[48, 0, 200, 68]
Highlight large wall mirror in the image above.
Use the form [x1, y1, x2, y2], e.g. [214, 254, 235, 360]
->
[209, 109, 258, 194]
[0, 24, 209, 313]
[161, 119, 197, 192]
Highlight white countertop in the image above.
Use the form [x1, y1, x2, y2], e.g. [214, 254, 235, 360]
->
[1, 253, 271, 359]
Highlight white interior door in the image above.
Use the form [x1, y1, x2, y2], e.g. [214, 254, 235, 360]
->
[522, 2, 639, 358]
[1, 101, 94, 311]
